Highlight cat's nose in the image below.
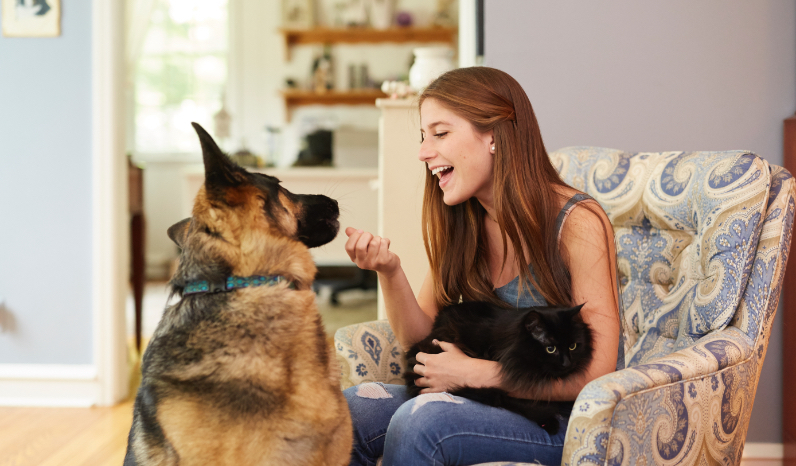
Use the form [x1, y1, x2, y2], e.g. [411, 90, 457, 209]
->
[561, 354, 571, 368]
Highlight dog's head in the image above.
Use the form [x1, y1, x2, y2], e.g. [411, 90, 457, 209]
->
[168, 123, 339, 293]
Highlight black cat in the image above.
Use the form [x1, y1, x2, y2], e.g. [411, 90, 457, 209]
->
[404, 301, 593, 434]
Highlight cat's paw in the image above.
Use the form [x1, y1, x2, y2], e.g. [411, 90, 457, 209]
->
[538, 416, 559, 435]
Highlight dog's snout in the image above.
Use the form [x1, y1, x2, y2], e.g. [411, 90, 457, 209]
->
[293, 194, 340, 249]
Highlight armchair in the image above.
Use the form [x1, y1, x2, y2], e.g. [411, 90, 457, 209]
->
[334, 147, 795, 465]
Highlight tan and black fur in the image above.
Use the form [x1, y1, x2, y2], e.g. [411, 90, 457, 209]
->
[123, 123, 352, 466]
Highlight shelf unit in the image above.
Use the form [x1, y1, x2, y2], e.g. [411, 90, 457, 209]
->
[278, 26, 456, 120]
[279, 26, 457, 60]
[280, 89, 388, 121]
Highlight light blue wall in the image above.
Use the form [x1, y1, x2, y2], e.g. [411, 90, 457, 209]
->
[485, 0, 795, 444]
[0, 2, 94, 364]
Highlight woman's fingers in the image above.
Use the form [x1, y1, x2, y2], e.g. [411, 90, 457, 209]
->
[355, 231, 374, 258]
[344, 228, 362, 261]
[413, 364, 425, 376]
[344, 228, 396, 273]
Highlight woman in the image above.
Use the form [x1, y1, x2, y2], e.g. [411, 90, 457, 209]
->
[343, 67, 621, 466]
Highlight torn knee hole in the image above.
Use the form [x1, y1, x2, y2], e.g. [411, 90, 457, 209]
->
[356, 382, 393, 399]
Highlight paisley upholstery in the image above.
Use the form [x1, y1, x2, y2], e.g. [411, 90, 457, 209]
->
[333, 148, 795, 466]
[334, 319, 405, 390]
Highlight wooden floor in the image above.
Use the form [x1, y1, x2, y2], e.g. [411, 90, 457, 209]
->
[0, 399, 134, 466]
[0, 339, 140, 466]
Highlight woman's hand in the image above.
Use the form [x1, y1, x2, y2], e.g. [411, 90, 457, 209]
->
[413, 340, 501, 394]
[344, 227, 400, 277]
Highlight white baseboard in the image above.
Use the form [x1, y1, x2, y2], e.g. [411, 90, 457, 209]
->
[743, 443, 783, 466]
[0, 364, 101, 407]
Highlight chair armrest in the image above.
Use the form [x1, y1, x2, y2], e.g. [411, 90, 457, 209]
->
[562, 326, 755, 465]
[334, 320, 406, 389]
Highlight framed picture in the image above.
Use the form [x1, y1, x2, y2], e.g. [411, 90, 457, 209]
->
[2, 0, 61, 37]
[282, 0, 314, 29]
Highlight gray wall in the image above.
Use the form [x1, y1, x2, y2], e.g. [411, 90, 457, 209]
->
[485, 0, 794, 443]
[0, 3, 94, 364]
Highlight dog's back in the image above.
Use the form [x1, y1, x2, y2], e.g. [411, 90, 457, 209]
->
[124, 123, 352, 466]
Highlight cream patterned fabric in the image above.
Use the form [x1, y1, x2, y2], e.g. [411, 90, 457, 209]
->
[334, 148, 795, 466]
[335, 319, 405, 390]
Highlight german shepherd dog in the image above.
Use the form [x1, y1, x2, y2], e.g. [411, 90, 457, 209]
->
[123, 123, 352, 465]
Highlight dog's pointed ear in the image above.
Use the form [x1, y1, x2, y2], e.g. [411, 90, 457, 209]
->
[168, 218, 191, 248]
[191, 122, 241, 191]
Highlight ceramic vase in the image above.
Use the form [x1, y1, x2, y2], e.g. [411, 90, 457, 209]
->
[409, 47, 454, 92]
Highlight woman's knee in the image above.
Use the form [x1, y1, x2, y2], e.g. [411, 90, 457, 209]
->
[344, 383, 409, 464]
[384, 393, 466, 463]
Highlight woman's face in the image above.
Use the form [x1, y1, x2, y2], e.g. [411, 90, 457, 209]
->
[418, 98, 495, 207]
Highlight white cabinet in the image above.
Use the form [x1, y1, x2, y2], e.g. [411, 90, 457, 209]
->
[376, 98, 428, 319]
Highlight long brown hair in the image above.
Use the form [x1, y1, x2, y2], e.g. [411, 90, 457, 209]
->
[420, 67, 575, 309]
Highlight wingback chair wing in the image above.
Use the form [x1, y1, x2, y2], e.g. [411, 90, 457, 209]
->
[334, 147, 795, 466]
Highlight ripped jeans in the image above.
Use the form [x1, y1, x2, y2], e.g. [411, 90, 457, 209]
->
[343, 383, 572, 466]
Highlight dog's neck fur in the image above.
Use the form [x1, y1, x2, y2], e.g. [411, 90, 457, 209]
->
[170, 236, 317, 297]
[169, 186, 319, 297]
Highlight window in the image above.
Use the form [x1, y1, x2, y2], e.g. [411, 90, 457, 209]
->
[134, 0, 228, 154]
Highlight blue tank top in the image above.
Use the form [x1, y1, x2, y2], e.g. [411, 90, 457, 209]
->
[492, 193, 625, 371]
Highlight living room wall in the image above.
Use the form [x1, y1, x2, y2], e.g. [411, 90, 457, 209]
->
[484, 0, 795, 444]
[0, 3, 94, 365]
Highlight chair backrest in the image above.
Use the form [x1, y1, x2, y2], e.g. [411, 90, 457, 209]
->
[550, 147, 771, 366]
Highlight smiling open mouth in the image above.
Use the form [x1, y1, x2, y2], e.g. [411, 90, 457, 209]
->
[433, 166, 454, 188]
[432, 166, 453, 178]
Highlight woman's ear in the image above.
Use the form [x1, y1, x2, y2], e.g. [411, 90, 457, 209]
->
[484, 130, 495, 154]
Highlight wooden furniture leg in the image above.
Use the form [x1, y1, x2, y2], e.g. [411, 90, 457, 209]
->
[129, 158, 145, 353]
[783, 114, 796, 466]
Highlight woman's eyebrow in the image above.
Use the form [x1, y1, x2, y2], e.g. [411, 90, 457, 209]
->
[421, 121, 450, 132]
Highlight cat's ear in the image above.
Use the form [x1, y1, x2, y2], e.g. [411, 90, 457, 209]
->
[524, 311, 548, 342]
[563, 303, 586, 319]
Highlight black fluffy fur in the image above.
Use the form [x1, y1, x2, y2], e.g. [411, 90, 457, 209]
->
[404, 301, 593, 434]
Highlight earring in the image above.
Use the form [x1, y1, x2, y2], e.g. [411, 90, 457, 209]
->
[491, 145, 495, 151]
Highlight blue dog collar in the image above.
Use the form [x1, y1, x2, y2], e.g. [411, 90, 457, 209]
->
[183, 275, 294, 295]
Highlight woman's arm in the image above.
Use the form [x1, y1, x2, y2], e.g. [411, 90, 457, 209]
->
[414, 205, 621, 400]
[344, 227, 437, 350]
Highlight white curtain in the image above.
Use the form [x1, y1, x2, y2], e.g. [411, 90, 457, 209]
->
[125, 0, 158, 154]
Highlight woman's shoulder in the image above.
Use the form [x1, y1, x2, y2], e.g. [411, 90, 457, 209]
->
[553, 186, 607, 229]
[557, 192, 614, 262]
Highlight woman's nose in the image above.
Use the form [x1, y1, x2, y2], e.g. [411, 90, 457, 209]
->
[418, 140, 434, 162]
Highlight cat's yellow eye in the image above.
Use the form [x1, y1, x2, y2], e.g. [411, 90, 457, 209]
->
[569, 343, 577, 351]
[546, 346, 556, 354]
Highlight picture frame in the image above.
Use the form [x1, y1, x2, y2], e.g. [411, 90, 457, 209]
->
[2, 0, 61, 38]
[282, 0, 314, 30]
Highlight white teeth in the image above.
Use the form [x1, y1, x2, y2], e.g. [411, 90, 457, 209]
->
[431, 166, 452, 177]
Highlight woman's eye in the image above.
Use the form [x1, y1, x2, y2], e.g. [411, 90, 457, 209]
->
[420, 133, 425, 143]
[546, 346, 556, 354]
[569, 343, 578, 351]
[434, 132, 448, 138]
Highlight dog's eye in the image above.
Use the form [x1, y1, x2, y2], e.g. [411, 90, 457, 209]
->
[204, 226, 222, 239]
[546, 346, 556, 354]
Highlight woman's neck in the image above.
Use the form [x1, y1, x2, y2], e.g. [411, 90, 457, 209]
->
[477, 196, 498, 223]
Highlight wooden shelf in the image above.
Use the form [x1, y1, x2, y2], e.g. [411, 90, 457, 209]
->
[281, 89, 388, 121]
[280, 26, 457, 59]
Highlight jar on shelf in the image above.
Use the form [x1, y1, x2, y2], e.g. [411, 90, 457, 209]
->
[409, 47, 454, 92]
